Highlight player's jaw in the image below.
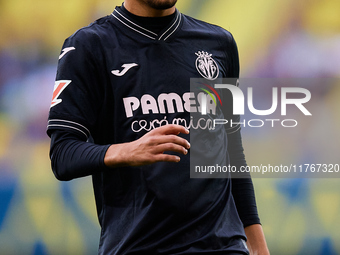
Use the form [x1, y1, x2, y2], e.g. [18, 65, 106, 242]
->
[141, 0, 177, 10]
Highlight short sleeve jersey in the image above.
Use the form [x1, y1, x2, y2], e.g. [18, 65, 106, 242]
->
[47, 6, 248, 255]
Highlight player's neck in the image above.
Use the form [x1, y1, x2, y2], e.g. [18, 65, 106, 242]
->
[124, 0, 176, 17]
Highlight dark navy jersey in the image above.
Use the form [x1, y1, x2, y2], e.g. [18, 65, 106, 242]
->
[47, 6, 250, 255]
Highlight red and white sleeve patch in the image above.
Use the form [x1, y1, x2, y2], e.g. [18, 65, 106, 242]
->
[50, 80, 71, 108]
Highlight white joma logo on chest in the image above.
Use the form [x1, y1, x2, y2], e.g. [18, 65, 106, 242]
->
[111, 63, 138, 76]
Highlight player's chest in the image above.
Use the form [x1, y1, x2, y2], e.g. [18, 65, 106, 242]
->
[104, 42, 227, 97]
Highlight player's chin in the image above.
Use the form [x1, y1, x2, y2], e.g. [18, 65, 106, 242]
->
[146, 0, 177, 10]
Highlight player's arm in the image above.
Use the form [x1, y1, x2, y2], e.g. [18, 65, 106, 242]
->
[50, 130, 109, 181]
[49, 125, 190, 181]
[224, 33, 269, 254]
[47, 34, 109, 181]
[227, 130, 269, 255]
[228, 129, 260, 226]
[223, 33, 261, 228]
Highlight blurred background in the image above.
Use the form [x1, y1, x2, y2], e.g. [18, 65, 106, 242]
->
[0, 0, 339, 254]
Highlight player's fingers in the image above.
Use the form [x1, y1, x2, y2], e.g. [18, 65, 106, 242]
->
[154, 143, 188, 155]
[152, 134, 190, 149]
[152, 124, 189, 136]
[153, 154, 181, 163]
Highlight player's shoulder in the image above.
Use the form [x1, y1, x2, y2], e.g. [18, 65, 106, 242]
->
[64, 15, 114, 47]
[181, 14, 235, 43]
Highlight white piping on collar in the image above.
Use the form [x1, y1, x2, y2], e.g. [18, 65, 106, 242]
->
[114, 9, 158, 36]
[111, 8, 181, 41]
[112, 12, 156, 40]
[160, 12, 181, 41]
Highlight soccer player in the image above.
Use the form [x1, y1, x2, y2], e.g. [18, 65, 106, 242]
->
[47, 0, 270, 254]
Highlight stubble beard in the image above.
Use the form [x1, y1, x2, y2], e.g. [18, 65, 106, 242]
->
[141, 0, 177, 10]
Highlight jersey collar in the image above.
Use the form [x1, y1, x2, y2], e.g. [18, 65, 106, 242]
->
[111, 7, 182, 41]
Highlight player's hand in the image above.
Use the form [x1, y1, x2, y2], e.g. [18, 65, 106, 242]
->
[245, 224, 270, 255]
[104, 124, 190, 168]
